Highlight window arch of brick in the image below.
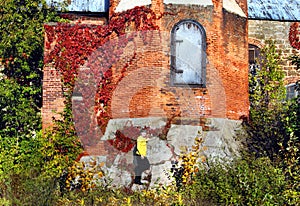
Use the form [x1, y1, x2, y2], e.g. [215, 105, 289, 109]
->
[170, 19, 207, 87]
[248, 38, 264, 49]
[248, 38, 264, 74]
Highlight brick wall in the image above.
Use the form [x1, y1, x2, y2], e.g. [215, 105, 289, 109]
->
[42, 0, 249, 129]
[248, 20, 300, 84]
[42, 18, 107, 129]
[106, 3, 249, 121]
[42, 66, 65, 128]
[222, 12, 249, 118]
[160, 4, 249, 119]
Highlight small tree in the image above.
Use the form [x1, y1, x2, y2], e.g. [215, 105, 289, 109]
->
[0, 0, 61, 107]
[0, 0, 62, 174]
[246, 40, 287, 161]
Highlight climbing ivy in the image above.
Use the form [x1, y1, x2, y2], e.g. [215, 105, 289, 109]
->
[45, 6, 161, 133]
[289, 22, 300, 50]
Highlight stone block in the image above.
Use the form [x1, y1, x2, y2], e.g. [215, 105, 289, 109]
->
[167, 124, 202, 155]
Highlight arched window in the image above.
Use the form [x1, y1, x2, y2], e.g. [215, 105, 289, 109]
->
[286, 83, 298, 100]
[171, 20, 206, 87]
[248, 44, 261, 76]
[248, 44, 262, 101]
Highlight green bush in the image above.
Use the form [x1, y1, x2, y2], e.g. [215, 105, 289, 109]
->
[0, 0, 63, 107]
[0, 91, 82, 205]
[280, 56, 300, 205]
[189, 157, 287, 205]
[245, 41, 299, 204]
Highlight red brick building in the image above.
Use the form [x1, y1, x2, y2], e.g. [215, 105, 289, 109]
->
[43, 0, 249, 129]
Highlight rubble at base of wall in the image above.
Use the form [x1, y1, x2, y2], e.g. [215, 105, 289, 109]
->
[79, 117, 244, 188]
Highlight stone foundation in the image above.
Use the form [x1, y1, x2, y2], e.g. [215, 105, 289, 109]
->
[80, 117, 243, 188]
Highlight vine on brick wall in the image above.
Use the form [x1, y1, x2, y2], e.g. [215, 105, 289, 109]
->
[107, 120, 163, 153]
[108, 130, 135, 153]
[289, 22, 300, 50]
[94, 51, 137, 133]
[45, 7, 161, 138]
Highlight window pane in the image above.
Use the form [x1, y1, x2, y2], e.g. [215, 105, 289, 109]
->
[286, 84, 298, 100]
[248, 44, 261, 75]
[249, 48, 255, 64]
[172, 21, 205, 85]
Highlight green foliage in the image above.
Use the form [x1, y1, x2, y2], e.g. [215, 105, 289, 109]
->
[55, 184, 186, 206]
[0, 123, 56, 205]
[0, 107, 83, 205]
[0, 79, 41, 180]
[0, 78, 82, 204]
[0, 0, 62, 107]
[249, 40, 286, 108]
[247, 40, 287, 161]
[246, 41, 300, 204]
[279, 55, 300, 204]
[46, 158, 288, 206]
[0, 169, 59, 206]
[189, 157, 287, 205]
[0, 2, 75, 204]
[246, 42, 300, 204]
[41, 110, 83, 179]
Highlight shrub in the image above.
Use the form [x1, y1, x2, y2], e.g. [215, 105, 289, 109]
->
[247, 40, 287, 161]
[189, 157, 287, 205]
[0, 90, 82, 205]
[280, 55, 300, 205]
[170, 132, 207, 189]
